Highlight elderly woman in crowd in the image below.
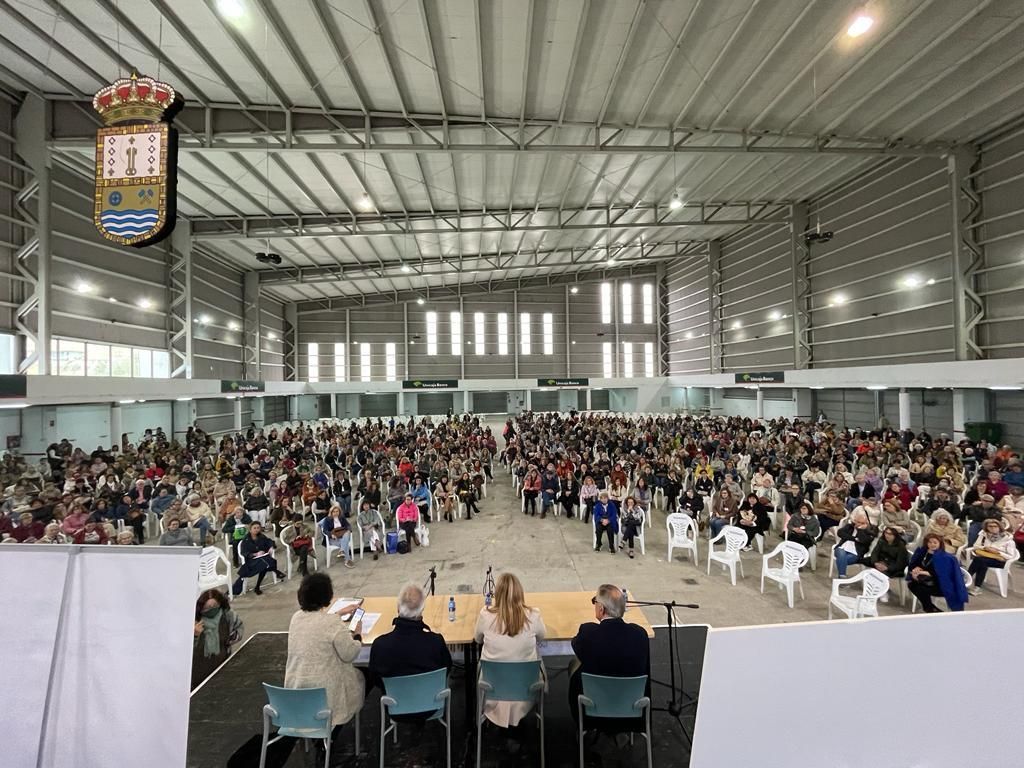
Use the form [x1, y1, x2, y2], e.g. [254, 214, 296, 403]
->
[183, 493, 213, 545]
[321, 504, 355, 567]
[234, 521, 286, 595]
[620, 496, 645, 559]
[833, 510, 878, 578]
[579, 475, 599, 524]
[966, 517, 1017, 595]
[159, 515, 195, 547]
[709, 488, 739, 538]
[907, 533, 969, 612]
[786, 500, 821, 549]
[869, 526, 910, 582]
[191, 588, 243, 688]
[357, 498, 384, 560]
[880, 499, 913, 539]
[926, 510, 966, 554]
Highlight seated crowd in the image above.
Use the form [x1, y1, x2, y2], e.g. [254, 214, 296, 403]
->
[507, 411, 1024, 610]
[0, 415, 496, 593]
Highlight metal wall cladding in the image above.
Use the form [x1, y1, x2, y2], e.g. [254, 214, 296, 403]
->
[975, 127, 1024, 359]
[358, 393, 398, 417]
[666, 253, 710, 375]
[994, 391, 1024, 448]
[415, 392, 453, 415]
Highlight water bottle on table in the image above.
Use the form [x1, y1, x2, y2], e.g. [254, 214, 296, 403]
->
[448, 595, 456, 622]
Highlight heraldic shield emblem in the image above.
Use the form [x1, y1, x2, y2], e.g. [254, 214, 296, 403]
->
[92, 73, 182, 248]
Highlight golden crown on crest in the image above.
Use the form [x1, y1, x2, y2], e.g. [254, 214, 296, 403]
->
[92, 71, 177, 126]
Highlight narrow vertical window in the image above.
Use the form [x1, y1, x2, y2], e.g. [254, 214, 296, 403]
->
[360, 343, 371, 382]
[497, 313, 509, 355]
[334, 342, 345, 382]
[644, 342, 655, 378]
[602, 342, 613, 378]
[307, 342, 319, 382]
[520, 312, 531, 355]
[621, 283, 633, 324]
[474, 312, 485, 356]
[542, 312, 553, 355]
[425, 312, 438, 355]
[385, 342, 397, 382]
[450, 311, 462, 355]
[600, 283, 612, 324]
[622, 342, 634, 378]
[642, 283, 654, 324]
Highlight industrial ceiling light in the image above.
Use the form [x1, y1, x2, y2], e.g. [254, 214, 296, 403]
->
[926, 278, 936, 285]
[199, 314, 211, 325]
[267, 332, 277, 340]
[217, 0, 245, 18]
[847, 14, 874, 37]
[358, 191, 373, 211]
[902, 275, 921, 288]
[416, 297, 425, 305]
[669, 192, 682, 210]
[768, 310, 781, 321]
[570, 286, 579, 294]
[865, 385, 888, 390]
[228, 321, 240, 331]
[831, 293, 847, 305]
[400, 264, 411, 273]
[685, 332, 694, 339]
[108, 296, 117, 303]
[137, 298, 153, 309]
[731, 321, 742, 329]
[75, 281, 93, 293]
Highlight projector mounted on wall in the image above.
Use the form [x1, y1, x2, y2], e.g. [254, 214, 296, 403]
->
[256, 252, 282, 265]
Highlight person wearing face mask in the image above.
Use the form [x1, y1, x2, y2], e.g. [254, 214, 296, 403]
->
[907, 533, 969, 613]
[191, 589, 243, 689]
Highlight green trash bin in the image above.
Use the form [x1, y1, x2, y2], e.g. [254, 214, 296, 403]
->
[964, 422, 1003, 443]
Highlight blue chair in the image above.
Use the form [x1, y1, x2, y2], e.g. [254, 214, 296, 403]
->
[576, 674, 652, 768]
[379, 668, 451, 768]
[260, 684, 335, 768]
[476, 659, 546, 768]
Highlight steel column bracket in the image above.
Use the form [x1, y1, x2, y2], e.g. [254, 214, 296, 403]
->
[707, 240, 723, 374]
[169, 222, 193, 379]
[242, 271, 261, 379]
[789, 203, 812, 369]
[284, 302, 298, 382]
[948, 148, 985, 360]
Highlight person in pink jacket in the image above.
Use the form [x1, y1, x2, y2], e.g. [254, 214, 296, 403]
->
[396, 493, 421, 547]
[522, 467, 542, 516]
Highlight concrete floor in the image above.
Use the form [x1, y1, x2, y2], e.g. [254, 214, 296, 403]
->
[236, 421, 1024, 638]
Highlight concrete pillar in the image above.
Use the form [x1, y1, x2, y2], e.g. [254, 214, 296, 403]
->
[898, 388, 912, 431]
[327, 393, 337, 418]
[232, 398, 243, 431]
[110, 403, 122, 450]
[755, 388, 765, 419]
[794, 388, 813, 420]
[251, 397, 265, 429]
[585, 388, 592, 411]
[288, 396, 299, 421]
[710, 388, 724, 413]
[953, 389, 989, 442]
[466, 391, 473, 413]
[525, 389, 532, 411]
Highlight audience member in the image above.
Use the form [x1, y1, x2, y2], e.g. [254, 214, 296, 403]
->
[192, 588, 243, 688]
[907, 533, 968, 612]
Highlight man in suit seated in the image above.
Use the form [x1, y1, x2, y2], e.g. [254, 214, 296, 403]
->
[569, 584, 651, 729]
[367, 582, 452, 719]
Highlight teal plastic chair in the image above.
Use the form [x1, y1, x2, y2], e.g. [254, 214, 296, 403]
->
[476, 659, 546, 768]
[576, 674, 652, 768]
[260, 684, 334, 768]
[379, 668, 451, 768]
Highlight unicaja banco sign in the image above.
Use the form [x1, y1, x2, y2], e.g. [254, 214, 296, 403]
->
[734, 372, 785, 384]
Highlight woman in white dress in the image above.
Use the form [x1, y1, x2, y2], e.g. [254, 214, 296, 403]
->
[474, 572, 546, 728]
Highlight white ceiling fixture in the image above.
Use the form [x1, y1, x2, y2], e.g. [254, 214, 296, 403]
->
[902, 275, 921, 288]
[199, 314, 212, 325]
[137, 298, 153, 309]
[75, 281, 93, 293]
[669, 192, 683, 210]
[831, 293, 847, 305]
[400, 264, 411, 273]
[865, 385, 888, 390]
[267, 332, 276, 340]
[768, 310, 781, 321]
[108, 297, 117, 303]
[847, 14, 874, 37]
[416, 298, 425, 305]
[684, 332, 694, 339]
[989, 386, 1023, 391]
[358, 191, 373, 211]
[216, 0, 245, 19]
[731, 321, 742, 329]
[570, 286, 579, 294]
[228, 321, 240, 331]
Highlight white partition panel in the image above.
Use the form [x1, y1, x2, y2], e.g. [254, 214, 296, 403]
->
[691, 609, 1024, 768]
[0, 545, 201, 768]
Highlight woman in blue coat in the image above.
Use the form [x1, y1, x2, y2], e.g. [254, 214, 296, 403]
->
[593, 490, 619, 553]
[907, 532, 969, 612]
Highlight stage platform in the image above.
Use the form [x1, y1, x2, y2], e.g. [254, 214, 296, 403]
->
[187, 624, 706, 768]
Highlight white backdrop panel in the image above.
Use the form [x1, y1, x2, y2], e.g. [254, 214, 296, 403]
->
[0, 546, 201, 768]
[690, 609, 1024, 768]
[0, 546, 71, 768]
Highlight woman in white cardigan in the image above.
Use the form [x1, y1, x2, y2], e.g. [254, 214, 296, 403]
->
[474, 572, 547, 728]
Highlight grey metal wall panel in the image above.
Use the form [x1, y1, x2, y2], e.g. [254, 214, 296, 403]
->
[807, 158, 953, 367]
[993, 392, 1024, 448]
[665, 253, 710, 375]
[462, 299, 516, 379]
[590, 389, 610, 410]
[359, 393, 397, 417]
[408, 300, 461, 380]
[569, 281, 614, 379]
[517, 285, 569, 379]
[976, 127, 1024, 358]
[349, 304, 405, 382]
[814, 389, 876, 431]
[262, 396, 287, 425]
[260, 297, 286, 381]
[718, 224, 794, 371]
[531, 390, 560, 411]
[191, 250, 243, 380]
[416, 392, 453, 415]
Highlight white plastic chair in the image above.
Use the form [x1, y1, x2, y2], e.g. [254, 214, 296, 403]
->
[235, 549, 280, 595]
[760, 541, 809, 608]
[706, 525, 747, 585]
[666, 513, 698, 566]
[828, 568, 890, 619]
[197, 546, 233, 600]
[910, 567, 973, 613]
[279, 524, 319, 580]
[356, 510, 387, 559]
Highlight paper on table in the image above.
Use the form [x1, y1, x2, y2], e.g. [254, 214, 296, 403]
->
[358, 612, 382, 636]
[328, 597, 363, 615]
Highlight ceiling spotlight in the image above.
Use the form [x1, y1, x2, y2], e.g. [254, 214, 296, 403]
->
[199, 314, 212, 325]
[731, 321, 742, 330]
[400, 264, 411, 273]
[571, 340, 577, 345]
[926, 278, 936, 285]
[108, 296, 117, 303]
[75, 281, 93, 293]
[669, 193, 683, 210]
[847, 14, 874, 37]
[768, 310, 781, 321]
[217, 0, 245, 19]
[607, 258, 615, 266]
[831, 293, 847, 305]
[267, 332, 277, 340]
[416, 297, 425, 305]
[685, 332, 694, 339]
[410, 340, 416, 345]
[228, 321, 240, 331]
[570, 286, 579, 294]
[902, 275, 921, 288]
[866, 385, 888, 391]
[358, 191, 373, 211]
[137, 298, 153, 310]
[256, 252, 282, 265]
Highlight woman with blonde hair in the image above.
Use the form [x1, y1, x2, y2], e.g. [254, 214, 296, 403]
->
[473, 572, 547, 729]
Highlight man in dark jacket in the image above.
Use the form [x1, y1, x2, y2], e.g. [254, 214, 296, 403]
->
[569, 584, 650, 727]
[368, 582, 452, 718]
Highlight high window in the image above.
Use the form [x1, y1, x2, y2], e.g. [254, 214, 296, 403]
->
[425, 312, 438, 355]
[622, 342, 634, 378]
[333, 342, 345, 382]
[600, 283, 612, 323]
[450, 311, 462, 355]
[542, 313, 553, 355]
[642, 283, 654, 324]
[360, 343, 371, 382]
[602, 342, 613, 378]
[474, 312, 485, 356]
[644, 342, 655, 378]
[520, 313, 531, 355]
[497, 313, 509, 355]
[621, 283, 633, 324]
[385, 342, 397, 382]
[307, 342, 319, 382]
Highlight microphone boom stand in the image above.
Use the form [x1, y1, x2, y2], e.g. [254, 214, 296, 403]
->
[626, 597, 699, 748]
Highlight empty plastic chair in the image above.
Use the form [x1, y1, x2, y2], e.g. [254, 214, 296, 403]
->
[707, 525, 747, 585]
[577, 674, 651, 768]
[666, 512, 699, 565]
[760, 541, 809, 608]
[380, 668, 451, 768]
[828, 568, 890, 619]
[260, 684, 348, 768]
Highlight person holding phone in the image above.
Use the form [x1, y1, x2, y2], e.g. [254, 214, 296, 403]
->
[285, 573, 364, 763]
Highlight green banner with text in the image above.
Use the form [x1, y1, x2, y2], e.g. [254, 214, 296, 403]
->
[403, 379, 458, 390]
[734, 372, 785, 384]
[537, 378, 590, 387]
[220, 380, 265, 393]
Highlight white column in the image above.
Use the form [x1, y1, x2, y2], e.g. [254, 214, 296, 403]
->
[953, 388, 989, 442]
[898, 388, 912, 431]
[397, 391, 405, 417]
[109, 403, 122, 450]
[525, 389, 532, 411]
[233, 398, 243, 431]
[328, 393, 337, 418]
[755, 387, 765, 419]
[585, 388, 592, 411]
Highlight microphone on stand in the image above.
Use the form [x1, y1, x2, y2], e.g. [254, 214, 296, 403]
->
[483, 565, 495, 606]
[423, 566, 437, 596]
